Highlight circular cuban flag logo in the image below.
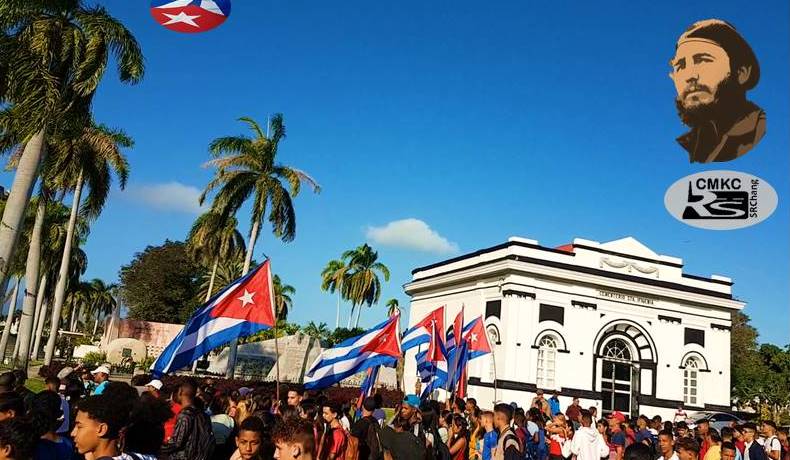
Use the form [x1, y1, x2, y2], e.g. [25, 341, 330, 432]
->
[150, 0, 231, 33]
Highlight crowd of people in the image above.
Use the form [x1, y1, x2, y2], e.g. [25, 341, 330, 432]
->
[0, 366, 785, 460]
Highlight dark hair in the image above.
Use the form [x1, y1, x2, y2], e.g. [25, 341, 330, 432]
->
[288, 385, 305, 397]
[299, 400, 319, 421]
[362, 397, 376, 412]
[676, 437, 700, 455]
[659, 429, 674, 440]
[453, 398, 465, 412]
[625, 443, 653, 460]
[77, 395, 130, 439]
[240, 415, 265, 435]
[45, 376, 60, 387]
[0, 418, 35, 459]
[373, 393, 383, 408]
[581, 410, 593, 425]
[742, 422, 757, 431]
[452, 414, 469, 440]
[11, 370, 25, 386]
[0, 392, 23, 416]
[467, 398, 477, 406]
[763, 420, 777, 430]
[124, 392, 173, 455]
[664, 421, 674, 432]
[272, 418, 316, 454]
[677, 421, 689, 429]
[29, 390, 63, 436]
[721, 427, 734, 439]
[710, 429, 722, 443]
[494, 403, 513, 421]
[721, 442, 737, 453]
[323, 401, 340, 416]
[0, 372, 15, 389]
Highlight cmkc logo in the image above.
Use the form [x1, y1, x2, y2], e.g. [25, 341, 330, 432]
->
[682, 178, 748, 220]
[150, 0, 231, 33]
[665, 171, 777, 230]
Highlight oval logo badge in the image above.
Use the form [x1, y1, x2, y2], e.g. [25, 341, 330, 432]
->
[150, 0, 231, 33]
[664, 170, 778, 230]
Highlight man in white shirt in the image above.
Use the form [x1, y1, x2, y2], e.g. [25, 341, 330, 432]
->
[570, 410, 609, 460]
[658, 430, 679, 460]
[761, 421, 782, 460]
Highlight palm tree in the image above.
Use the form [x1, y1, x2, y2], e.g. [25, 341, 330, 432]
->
[85, 279, 116, 336]
[43, 124, 131, 365]
[0, 1, 143, 314]
[272, 274, 295, 321]
[186, 211, 245, 302]
[320, 259, 347, 329]
[386, 298, 400, 317]
[200, 115, 319, 378]
[302, 321, 329, 342]
[196, 256, 245, 302]
[340, 244, 390, 328]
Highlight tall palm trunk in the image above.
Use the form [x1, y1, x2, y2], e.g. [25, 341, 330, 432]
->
[28, 274, 47, 358]
[92, 308, 100, 336]
[335, 290, 340, 329]
[44, 169, 84, 365]
[206, 258, 218, 302]
[226, 216, 259, 378]
[32, 297, 49, 359]
[353, 304, 363, 328]
[0, 278, 21, 362]
[347, 305, 355, 328]
[0, 131, 46, 306]
[16, 196, 46, 369]
[69, 305, 77, 331]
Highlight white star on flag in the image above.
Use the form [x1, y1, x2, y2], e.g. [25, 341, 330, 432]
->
[162, 11, 201, 27]
[238, 289, 255, 308]
[470, 332, 478, 342]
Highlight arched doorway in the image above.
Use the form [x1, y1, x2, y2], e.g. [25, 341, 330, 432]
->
[600, 338, 635, 414]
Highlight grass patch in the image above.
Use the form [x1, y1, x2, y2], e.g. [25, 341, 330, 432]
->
[25, 377, 46, 393]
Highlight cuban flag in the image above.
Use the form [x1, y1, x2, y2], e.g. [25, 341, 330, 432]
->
[151, 260, 276, 377]
[150, 0, 231, 33]
[463, 315, 492, 360]
[355, 366, 380, 415]
[417, 321, 448, 399]
[444, 306, 464, 390]
[401, 305, 445, 352]
[304, 314, 401, 390]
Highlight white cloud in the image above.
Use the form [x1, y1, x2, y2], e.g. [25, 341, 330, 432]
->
[366, 218, 459, 254]
[125, 182, 207, 214]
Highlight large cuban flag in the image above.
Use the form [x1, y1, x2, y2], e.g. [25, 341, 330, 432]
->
[401, 305, 445, 352]
[151, 260, 276, 377]
[304, 314, 401, 390]
[150, 0, 231, 33]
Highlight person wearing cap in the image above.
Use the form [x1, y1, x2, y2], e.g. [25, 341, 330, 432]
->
[670, 19, 765, 163]
[90, 365, 110, 395]
[393, 395, 423, 440]
[145, 379, 163, 398]
[608, 412, 627, 460]
[760, 421, 781, 460]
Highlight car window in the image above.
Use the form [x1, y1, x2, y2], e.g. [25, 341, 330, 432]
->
[712, 414, 736, 422]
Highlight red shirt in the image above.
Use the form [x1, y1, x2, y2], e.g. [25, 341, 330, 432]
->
[700, 439, 711, 459]
[329, 427, 347, 460]
[163, 402, 182, 441]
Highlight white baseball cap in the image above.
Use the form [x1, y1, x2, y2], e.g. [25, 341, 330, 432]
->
[146, 379, 163, 390]
[91, 365, 111, 375]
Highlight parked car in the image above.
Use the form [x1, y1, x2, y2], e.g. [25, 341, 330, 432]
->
[687, 411, 746, 432]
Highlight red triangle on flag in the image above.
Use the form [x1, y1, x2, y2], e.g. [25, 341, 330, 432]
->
[209, 260, 276, 327]
[359, 316, 401, 358]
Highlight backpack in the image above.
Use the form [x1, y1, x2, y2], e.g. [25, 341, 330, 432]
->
[434, 438, 452, 460]
[366, 420, 383, 460]
[345, 429, 360, 460]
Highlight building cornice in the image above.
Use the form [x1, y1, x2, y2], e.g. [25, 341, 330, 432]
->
[405, 256, 744, 312]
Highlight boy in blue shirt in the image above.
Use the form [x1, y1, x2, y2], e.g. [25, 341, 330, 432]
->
[481, 411, 499, 460]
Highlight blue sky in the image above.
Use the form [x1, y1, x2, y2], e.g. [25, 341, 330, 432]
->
[4, 1, 787, 345]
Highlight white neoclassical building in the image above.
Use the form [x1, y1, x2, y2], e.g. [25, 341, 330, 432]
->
[403, 236, 744, 420]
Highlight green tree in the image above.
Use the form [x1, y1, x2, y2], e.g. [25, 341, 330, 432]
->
[85, 278, 116, 336]
[326, 327, 365, 347]
[340, 244, 390, 328]
[186, 211, 245, 302]
[302, 321, 330, 343]
[0, 1, 143, 323]
[119, 241, 201, 324]
[273, 274, 295, 321]
[195, 257, 247, 303]
[200, 115, 319, 377]
[320, 259, 347, 329]
[386, 298, 400, 317]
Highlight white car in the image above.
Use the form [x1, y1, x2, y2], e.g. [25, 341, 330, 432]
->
[687, 411, 746, 433]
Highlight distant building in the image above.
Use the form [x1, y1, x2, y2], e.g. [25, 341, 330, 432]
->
[404, 236, 743, 419]
[101, 307, 182, 359]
